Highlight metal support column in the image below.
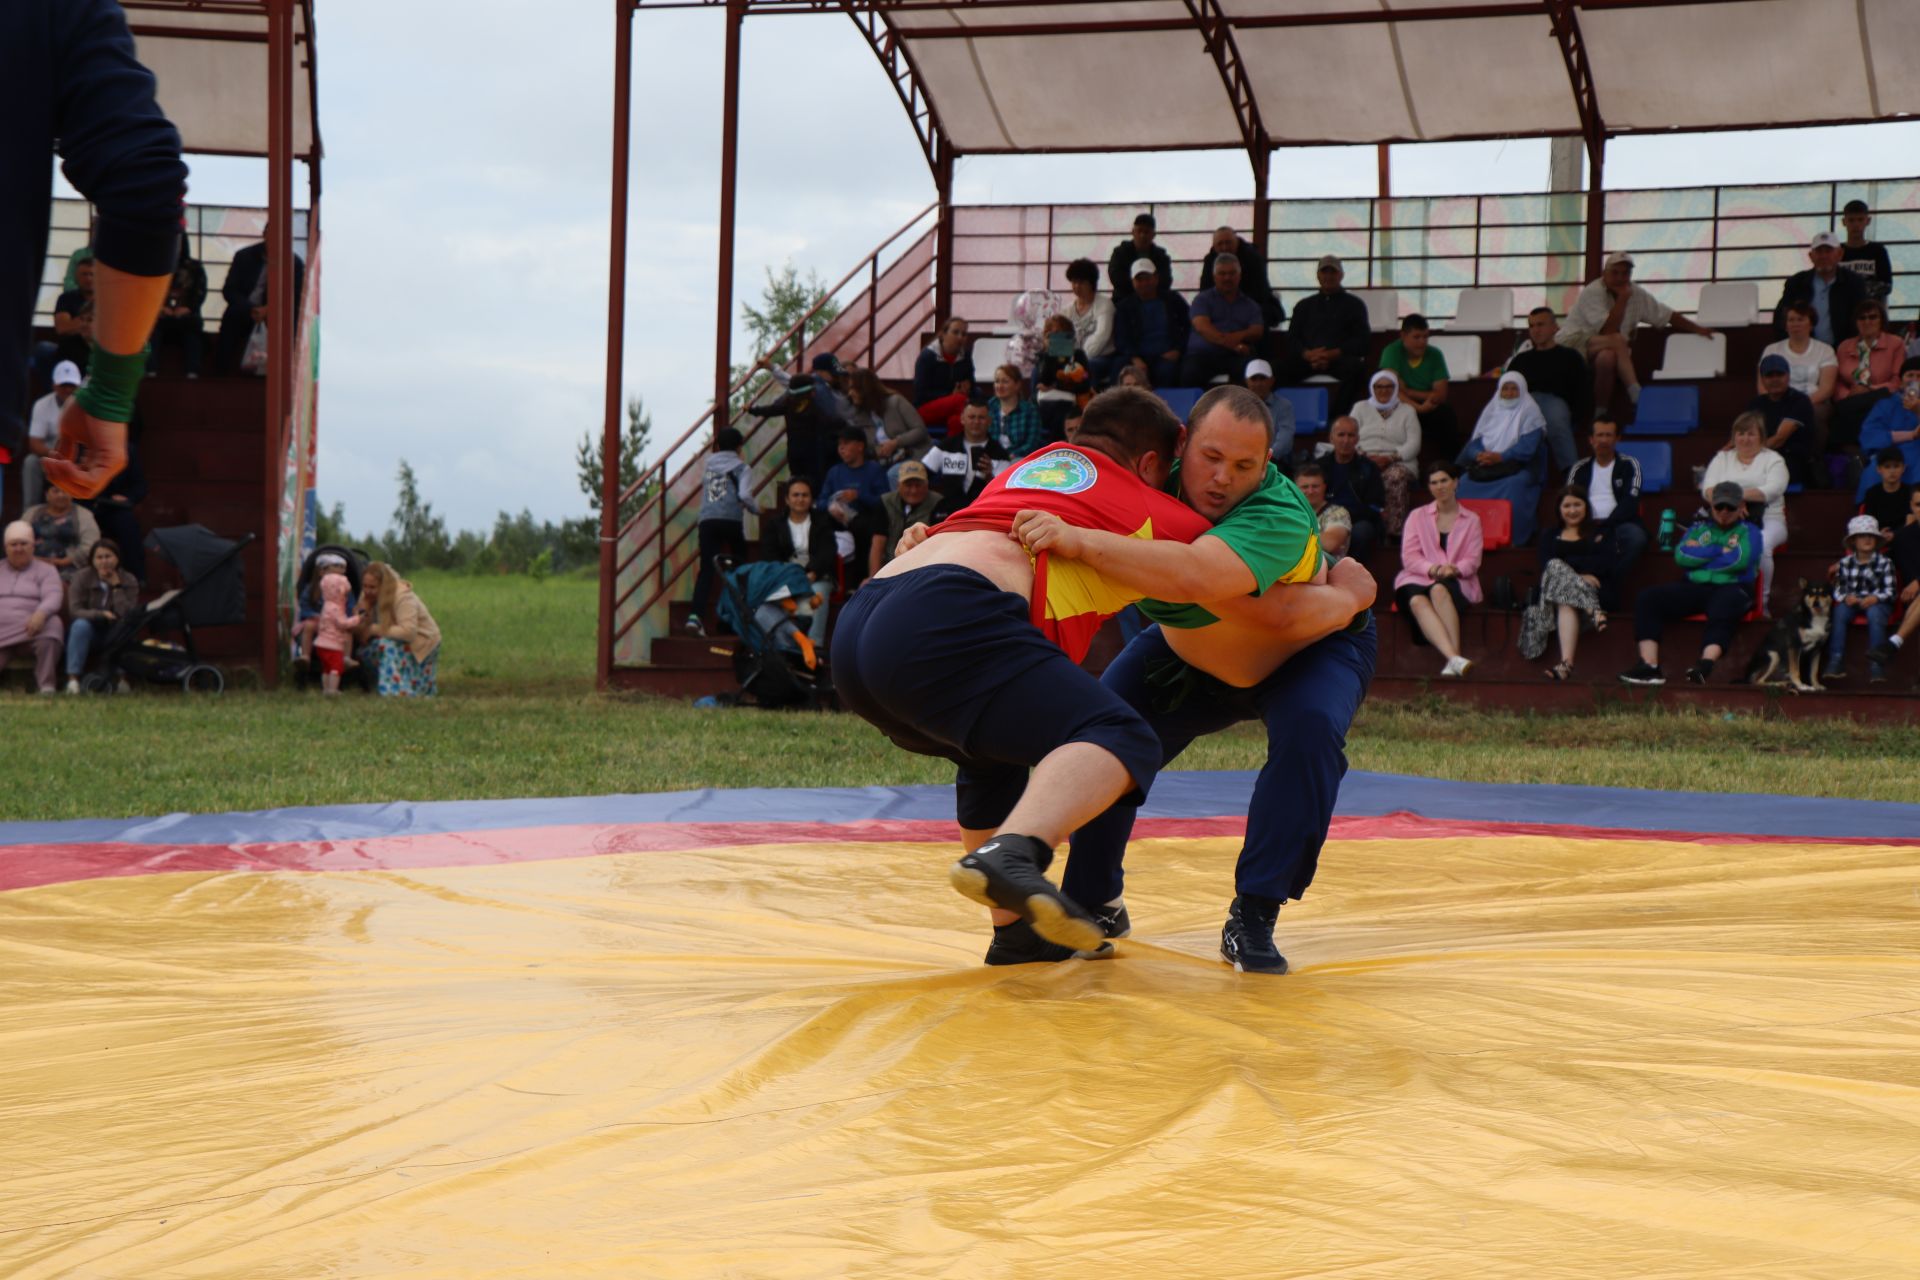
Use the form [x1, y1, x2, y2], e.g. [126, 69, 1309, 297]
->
[933, 147, 955, 324]
[597, 0, 635, 691]
[1584, 134, 1607, 281]
[1250, 138, 1271, 268]
[261, 0, 294, 689]
[712, 0, 745, 421]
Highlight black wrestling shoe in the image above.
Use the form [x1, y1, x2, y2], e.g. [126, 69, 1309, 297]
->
[1220, 894, 1288, 975]
[983, 919, 1114, 966]
[1087, 900, 1132, 939]
[950, 835, 1106, 952]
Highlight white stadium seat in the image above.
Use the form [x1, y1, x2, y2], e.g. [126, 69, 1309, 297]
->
[1695, 282, 1761, 329]
[1448, 288, 1514, 332]
[1652, 331, 1727, 380]
[1351, 289, 1400, 332]
[1427, 334, 1482, 379]
[969, 335, 1009, 373]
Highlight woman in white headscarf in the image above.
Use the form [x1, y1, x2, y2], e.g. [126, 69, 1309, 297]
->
[1457, 370, 1549, 543]
[1350, 368, 1421, 534]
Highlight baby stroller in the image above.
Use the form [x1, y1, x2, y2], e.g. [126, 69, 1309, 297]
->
[712, 556, 825, 709]
[80, 525, 255, 695]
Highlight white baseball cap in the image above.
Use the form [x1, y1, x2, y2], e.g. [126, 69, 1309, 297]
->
[1811, 231, 1842, 250]
[51, 360, 82, 387]
[1130, 258, 1157, 278]
[1245, 359, 1274, 379]
[1845, 514, 1882, 542]
[1603, 251, 1634, 269]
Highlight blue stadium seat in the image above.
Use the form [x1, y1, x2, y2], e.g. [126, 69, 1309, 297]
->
[1628, 385, 1698, 436]
[1279, 386, 1328, 436]
[1617, 441, 1673, 492]
[1157, 387, 1204, 420]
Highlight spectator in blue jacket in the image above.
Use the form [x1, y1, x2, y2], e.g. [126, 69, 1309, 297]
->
[1113, 260, 1189, 388]
[1855, 362, 1920, 502]
[822, 427, 890, 588]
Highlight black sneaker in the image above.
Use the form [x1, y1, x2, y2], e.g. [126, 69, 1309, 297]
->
[1824, 664, 1848, 681]
[950, 835, 1106, 952]
[1867, 642, 1896, 667]
[983, 919, 1114, 966]
[1618, 662, 1665, 686]
[1220, 894, 1288, 975]
[1684, 661, 1713, 685]
[1087, 900, 1132, 939]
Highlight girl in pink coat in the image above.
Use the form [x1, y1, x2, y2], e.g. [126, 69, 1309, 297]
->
[314, 570, 362, 695]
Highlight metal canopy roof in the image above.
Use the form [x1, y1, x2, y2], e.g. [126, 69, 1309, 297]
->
[121, 0, 322, 161]
[652, 0, 1920, 163]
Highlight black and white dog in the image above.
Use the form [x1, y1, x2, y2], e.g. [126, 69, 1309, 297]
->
[1743, 579, 1832, 693]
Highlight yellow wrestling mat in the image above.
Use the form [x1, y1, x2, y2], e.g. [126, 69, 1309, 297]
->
[5, 820, 1919, 1277]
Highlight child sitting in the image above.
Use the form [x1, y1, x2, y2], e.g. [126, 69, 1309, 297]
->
[315, 570, 363, 695]
[1826, 514, 1898, 683]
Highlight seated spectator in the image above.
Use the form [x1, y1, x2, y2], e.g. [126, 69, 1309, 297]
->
[1457, 371, 1548, 544]
[1318, 415, 1386, 562]
[922, 401, 1009, 509]
[1113, 260, 1189, 388]
[1378, 313, 1459, 460]
[684, 426, 752, 638]
[1200, 225, 1284, 339]
[1701, 411, 1789, 613]
[63, 538, 137, 694]
[988, 362, 1046, 459]
[51, 257, 95, 371]
[1394, 462, 1482, 677]
[1748, 353, 1819, 488]
[1497, 306, 1588, 471]
[760, 476, 836, 652]
[353, 562, 443, 697]
[1180, 253, 1265, 387]
[1117, 362, 1153, 391]
[1279, 255, 1370, 412]
[869, 460, 951, 576]
[218, 223, 306, 375]
[746, 374, 839, 490]
[1855, 364, 1920, 502]
[1760, 301, 1836, 450]
[21, 360, 81, 509]
[1351, 370, 1420, 534]
[1062, 258, 1117, 383]
[1243, 359, 1295, 470]
[911, 316, 975, 434]
[1106, 212, 1172, 301]
[1566, 415, 1649, 577]
[822, 427, 890, 588]
[1826, 515, 1898, 684]
[1840, 200, 1893, 303]
[1522, 489, 1617, 681]
[1559, 251, 1716, 411]
[24, 484, 100, 582]
[152, 230, 207, 377]
[1830, 299, 1904, 455]
[1620, 481, 1756, 687]
[1293, 462, 1351, 557]
[845, 366, 931, 464]
[1861, 447, 1912, 537]
[1774, 232, 1866, 347]
[61, 214, 97, 290]
[1866, 486, 1920, 672]
[0, 522, 65, 694]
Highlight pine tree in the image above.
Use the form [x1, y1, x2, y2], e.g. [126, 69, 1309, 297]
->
[576, 395, 655, 530]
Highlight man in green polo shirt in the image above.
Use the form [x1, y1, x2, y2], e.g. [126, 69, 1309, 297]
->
[1009, 386, 1380, 972]
[1379, 312, 1459, 459]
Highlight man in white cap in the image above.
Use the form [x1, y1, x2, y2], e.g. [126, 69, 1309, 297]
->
[1774, 230, 1867, 348]
[22, 361, 82, 508]
[1559, 250, 1716, 412]
[1113, 258, 1189, 388]
[1244, 359, 1295, 470]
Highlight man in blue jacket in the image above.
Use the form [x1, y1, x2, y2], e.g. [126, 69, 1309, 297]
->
[4, 0, 187, 497]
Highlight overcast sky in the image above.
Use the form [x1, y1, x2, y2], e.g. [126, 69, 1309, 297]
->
[161, 1, 1920, 535]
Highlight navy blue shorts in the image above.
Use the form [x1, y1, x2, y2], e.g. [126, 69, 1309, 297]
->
[832, 564, 1161, 831]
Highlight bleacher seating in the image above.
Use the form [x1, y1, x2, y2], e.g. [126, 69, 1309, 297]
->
[1617, 440, 1674, 492]
[1157, 387, 1203, 420]
[970, 335, 1010, 374]
[1449, 288, 1514, 332]
[1353, 289, 1400, 332]
[1280, 386, 1328, 436]
[1695, 282, 1761, 329]
[1654, 332, 1728, 380]
[1428, 334, 1482, 380]
[1629, 385, 1700, 435]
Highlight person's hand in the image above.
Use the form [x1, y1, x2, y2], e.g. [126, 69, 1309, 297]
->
[1608, 280, 1633, 301]
[250, 305, 267, 323]
[1328, 555, 1377, 612]
[25, 611, 45, 637]
[895, 522, 934, 557]
[103, 611, 116, 622]
[836, 488, 858, 504]
[1580, 574, 1602, 588]
[1010, 508, 1085, 559]
[1366, 452, 1395, 469]
[1901, 580, 1917, 603]
[808, 593, 823, 608]
[1161, 349, 1180, 362]
[876, 439, 897, 460]
[1477, 451, 1501, 467]
[1843, 594, 1860, 607]
[1863, 596, 1881, 608]
[1430, 564, 1452, 581]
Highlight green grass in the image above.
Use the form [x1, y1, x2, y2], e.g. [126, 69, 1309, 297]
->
[4, 569, 1914, 823]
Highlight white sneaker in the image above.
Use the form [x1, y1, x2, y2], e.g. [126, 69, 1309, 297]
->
[64, 678, 79, 695]
[1440, 655, 1471, 678]
[116, 677, 132, 694]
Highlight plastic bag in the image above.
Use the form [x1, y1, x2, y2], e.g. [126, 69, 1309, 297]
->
[240, 322, 269, 376]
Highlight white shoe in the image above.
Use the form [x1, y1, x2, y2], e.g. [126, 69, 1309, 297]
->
[37, 686, 55, 696]
[64, 678, 79, 695]
[1440, 655, 1471, 678]
[116, 677, 132, 694]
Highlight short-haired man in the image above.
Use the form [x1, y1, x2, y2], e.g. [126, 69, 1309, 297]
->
[1747, 353, 1819, 488]
[1182, 254, 1266, 388]
[1279, 255, 1371, 413]
[1318, 415, 1385, 562]
[1496, 306, 1589, 471]
[822, 427, 889, 589]
[1015, 387, 1378, 972]
[1244, 359, 1295, 469]
[1199, 226, 1284, 333]
[832, 388, 1219, 952]
[1292, 461, 1351, 557]
[1114, 260, 1189, 389]
[922, 401, 1010, 509]
[1839, 200, 1893, 303]
[1619, 480, 1756, 687]
[0, 521, 65, 694]
[1565, 415, 1647, 576]
[22, 361, 82, 508]
[1774, 231, 1868, 347]
[868, 459, 949, 577]
[1378, 313, 1458, 459]
[51, 257, 96, 370]
[1107, 212, 1173, 301]
[1560, 251, 1715, 411]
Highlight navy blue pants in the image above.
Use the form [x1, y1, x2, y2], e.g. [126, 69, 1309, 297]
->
[1063, 619, 1377, 905]
[833, 565, 1163, 832]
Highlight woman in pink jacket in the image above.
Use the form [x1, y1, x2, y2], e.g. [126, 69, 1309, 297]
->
[1393, 461, 1483, 677]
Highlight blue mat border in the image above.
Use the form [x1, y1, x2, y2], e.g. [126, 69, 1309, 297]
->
[0, 771, 1913, 847]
